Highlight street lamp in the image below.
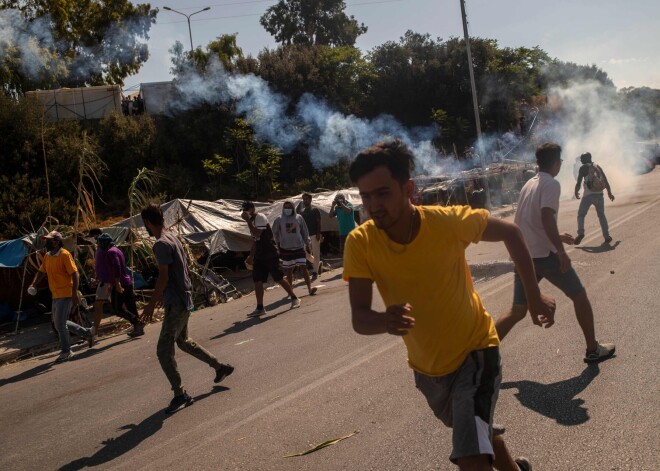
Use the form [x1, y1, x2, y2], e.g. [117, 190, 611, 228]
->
[163, 6, 211, 53]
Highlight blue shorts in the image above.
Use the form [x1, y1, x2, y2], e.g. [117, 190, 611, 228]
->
[513, 252, 584, 305]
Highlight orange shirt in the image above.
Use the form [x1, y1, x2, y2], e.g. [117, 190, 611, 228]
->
[38, 248, 77, 299]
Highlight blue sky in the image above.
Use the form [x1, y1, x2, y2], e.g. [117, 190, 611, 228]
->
[125, 0, 660, 91]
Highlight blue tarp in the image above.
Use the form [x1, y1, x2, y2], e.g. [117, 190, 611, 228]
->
[0, 238, 29, 268]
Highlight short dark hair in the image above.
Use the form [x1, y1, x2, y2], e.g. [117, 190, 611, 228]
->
[349, 139, 415, 185]
[302, 193, 312, 199]
[141, 203, 164, 227]
[580, 152, 592, 164]
[241, 200, 255, 210]
[535, 142, 562, 170]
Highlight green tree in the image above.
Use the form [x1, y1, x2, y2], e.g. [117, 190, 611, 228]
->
[1, 0, 157, 94]
[260, 0, 367, 47]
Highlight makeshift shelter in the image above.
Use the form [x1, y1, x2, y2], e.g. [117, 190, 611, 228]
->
[25, 85, 122, 121]
[110, 189, 363, 256]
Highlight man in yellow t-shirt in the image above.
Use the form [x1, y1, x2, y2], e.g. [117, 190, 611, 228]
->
[344, 140, 556, 471]
[29, 231, 92, 363]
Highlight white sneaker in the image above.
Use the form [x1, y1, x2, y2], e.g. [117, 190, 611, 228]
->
[291, 298, 301, 309]
[584, 342, 616, 363]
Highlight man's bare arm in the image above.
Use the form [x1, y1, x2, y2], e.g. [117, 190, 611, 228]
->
[349, 278, 415, 336]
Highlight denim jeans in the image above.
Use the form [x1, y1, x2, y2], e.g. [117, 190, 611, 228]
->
[52, 297, 91, 353]
[577, 192, 609, 238]
[157, 303, 221, 396]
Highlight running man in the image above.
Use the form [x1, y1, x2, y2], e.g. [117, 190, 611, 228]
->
[140, 204, 234, 414]
[344, 140, 555, 470]
[495, 143, 615, 363]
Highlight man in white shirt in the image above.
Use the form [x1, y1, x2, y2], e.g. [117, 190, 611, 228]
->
[495, 143, 615, 363]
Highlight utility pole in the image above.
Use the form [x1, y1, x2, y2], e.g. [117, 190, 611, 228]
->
[459, 0, 491, 208]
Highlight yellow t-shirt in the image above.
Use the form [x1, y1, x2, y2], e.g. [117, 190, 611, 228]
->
[343, 205, 499, 376]
[38, 248, 78, 299]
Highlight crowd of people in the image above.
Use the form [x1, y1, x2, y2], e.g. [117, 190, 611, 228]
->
[121, 95, 145, 116]
[26, 138, 618, 467]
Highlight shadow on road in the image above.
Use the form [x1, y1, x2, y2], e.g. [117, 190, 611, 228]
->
[0, 361, 53, 388]
[0, 336, 135, 387]
[58, 386, 229, 471]
[501, 364, 600, 426]
[575, 240, 621, 253]
[210, 307, 290, 341]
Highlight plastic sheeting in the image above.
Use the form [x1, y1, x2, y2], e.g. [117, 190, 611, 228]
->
[0, 238, 30, 268]
[111, 190, 363, 255]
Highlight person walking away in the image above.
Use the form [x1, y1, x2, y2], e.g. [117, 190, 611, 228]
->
[274, 200, 318, 296]
[91, 233, 145, 339]
[574, 152, 614, 244]
[297, 193, 323, 279]
[28, 231, 93, 363]
[140, 204, 234, 414]
[329, 193, 356, 254]
[495, 143, 615, 363]
[345, 140, 556, 470]
[241, 201, 301, 316]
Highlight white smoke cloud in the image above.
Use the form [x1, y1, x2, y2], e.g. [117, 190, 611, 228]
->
[0, 8, 152, 88]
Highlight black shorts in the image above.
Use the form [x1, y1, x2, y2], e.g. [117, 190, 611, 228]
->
[252, 257, 284, 283]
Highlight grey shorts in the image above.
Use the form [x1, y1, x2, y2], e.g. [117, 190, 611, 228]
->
[513, 252, 584, 305]
[414, 347, 501, 464]
[95, 283, 113, 302]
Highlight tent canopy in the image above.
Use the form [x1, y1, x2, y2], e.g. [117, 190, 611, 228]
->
[111, 189, 362, 255]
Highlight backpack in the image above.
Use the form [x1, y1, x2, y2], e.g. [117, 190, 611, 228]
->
[586, 164, 606, 192]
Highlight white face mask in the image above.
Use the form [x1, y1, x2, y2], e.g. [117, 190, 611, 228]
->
[284, 208, 293, 216]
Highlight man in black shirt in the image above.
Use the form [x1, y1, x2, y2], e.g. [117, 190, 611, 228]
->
[241, 201, 300, 317]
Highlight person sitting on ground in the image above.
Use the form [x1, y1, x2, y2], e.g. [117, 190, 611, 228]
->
[495, 143, 616, 363]
[28, 231, 93, 363]
[329, 193, 356, 254]
[273, 200, 317, 297]
[574, 152, 614, 245]
[241, 201, 300, 316]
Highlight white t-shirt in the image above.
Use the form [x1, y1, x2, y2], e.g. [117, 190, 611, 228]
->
[254, 213, 269, 230]
[514, 171, 560, 258]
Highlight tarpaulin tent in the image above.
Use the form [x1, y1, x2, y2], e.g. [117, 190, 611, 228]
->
[110, 189, 363, 256]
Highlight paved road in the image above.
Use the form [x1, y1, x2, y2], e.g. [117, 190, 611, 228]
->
[1, 170, 659, 470]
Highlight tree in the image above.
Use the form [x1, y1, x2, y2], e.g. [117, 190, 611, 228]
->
[0, 1, 157, 94]
[260, 0, 367, 47]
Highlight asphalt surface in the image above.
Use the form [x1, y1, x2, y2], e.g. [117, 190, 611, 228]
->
[1, 170, 659, 471]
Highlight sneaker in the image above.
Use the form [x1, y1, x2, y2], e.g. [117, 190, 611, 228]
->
[248, 308, 266, 317]
[127, 322, 145, 337]
[291, 298, 301, 309]
[55, 351, 74, 363]
[604, 235, 613, 244]
[584, 342, 616, 363]
[165, 392, 194, 414]
[574, 234, 584, 245]
[214, 364, 235, 383]
[515, 457, 532, 471]
[309, 287, 318, 296]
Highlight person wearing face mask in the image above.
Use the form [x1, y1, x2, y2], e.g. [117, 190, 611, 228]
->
[91, 233, 145, 340]
[28, 231, 93, 363]
[273, 200, 318, 298]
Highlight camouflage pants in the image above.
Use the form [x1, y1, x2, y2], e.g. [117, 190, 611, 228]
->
[157, 303, 221, 396]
